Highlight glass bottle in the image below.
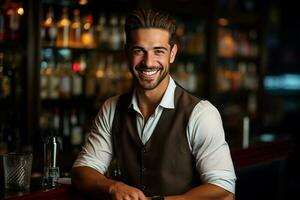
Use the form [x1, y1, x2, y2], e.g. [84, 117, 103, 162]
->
[70, 9, 81, 48]
[43, 6, 57, 46]
[56, 7, 70, 47]
[81, 13, 95, 48]
[95, 14, 109, 48]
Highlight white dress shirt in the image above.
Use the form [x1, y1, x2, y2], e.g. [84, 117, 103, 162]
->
[73, 77, 237, 193]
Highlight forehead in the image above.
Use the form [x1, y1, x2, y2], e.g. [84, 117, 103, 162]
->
[129, 28, 170, 45]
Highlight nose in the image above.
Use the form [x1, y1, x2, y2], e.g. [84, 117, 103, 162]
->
[142, 52, 154, 67]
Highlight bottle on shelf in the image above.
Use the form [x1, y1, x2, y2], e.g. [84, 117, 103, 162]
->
[218, 27, 237, 57]
[70, 107, 83, 151]
[71, 55, 85, 97]
[56, 7, 70, 47]
[186, 62, 198, 93]
[43, 6, 57, 46]
[40, 59, 49, 99]
[84, 57, 97, 98]
[58, 61, 72, 99]
[48, 63, 60, 99]
[81, 12, 95, 48]
[4, 2, 23, 41]
[108, 14, 121, 50]
[95, 13, 109, 48]
[70, 9, 82, 48]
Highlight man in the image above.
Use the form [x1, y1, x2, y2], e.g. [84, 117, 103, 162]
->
[71, 8, 236, 200]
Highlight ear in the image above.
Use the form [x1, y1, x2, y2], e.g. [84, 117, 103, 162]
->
[169, 44, 178, 63]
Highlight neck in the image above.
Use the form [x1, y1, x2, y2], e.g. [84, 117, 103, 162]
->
[136, 76, 170, 120]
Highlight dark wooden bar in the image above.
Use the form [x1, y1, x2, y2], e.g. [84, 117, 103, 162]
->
[1, 138, 295, 200]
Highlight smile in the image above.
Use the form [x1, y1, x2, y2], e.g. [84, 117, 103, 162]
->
[138, 68, 160, 79]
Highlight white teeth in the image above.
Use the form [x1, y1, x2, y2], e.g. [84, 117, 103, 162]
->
[140, 68, 158, 76]
[143, 70, 157, 75]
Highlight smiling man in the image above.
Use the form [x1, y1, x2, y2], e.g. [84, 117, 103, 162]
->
[71, 9, 236, 200]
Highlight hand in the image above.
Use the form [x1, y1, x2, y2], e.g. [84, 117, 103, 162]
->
[109, 181, 148, 200]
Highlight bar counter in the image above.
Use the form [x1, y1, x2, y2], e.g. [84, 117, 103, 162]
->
[1, 138, 295, 200]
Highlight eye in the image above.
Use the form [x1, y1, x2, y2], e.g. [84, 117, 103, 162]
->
[132, 48, 144, 55]
[154, 49, 166, 55]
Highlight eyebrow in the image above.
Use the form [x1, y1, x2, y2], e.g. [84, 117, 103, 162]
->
[130, 46, 169, 51]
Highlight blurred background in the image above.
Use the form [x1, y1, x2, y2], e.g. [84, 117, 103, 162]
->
[0, 0, 299, 199]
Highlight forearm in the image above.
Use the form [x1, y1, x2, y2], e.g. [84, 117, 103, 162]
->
[71, 166, 116, 198]
[165, 183, 235, 200]
[71, 166, 148, 200]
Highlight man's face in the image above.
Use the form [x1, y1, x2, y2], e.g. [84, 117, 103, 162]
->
[126, 28, 177, 91]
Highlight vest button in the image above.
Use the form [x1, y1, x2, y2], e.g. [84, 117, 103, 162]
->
[142, 167, 146, 172]
[142, 148, 146, 153]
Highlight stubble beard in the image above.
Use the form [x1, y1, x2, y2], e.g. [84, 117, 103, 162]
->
[131, 63, 169, 91]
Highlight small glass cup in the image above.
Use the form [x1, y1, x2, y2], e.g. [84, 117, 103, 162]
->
[3, 152, 33, 191]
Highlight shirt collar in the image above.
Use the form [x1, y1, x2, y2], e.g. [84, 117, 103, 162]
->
[130, 76, 176, 112]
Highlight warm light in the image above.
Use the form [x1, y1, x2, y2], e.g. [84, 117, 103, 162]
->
[60, 19, 70, 27]
[83, 23, 91, 30]
[96, 70, 104, 78]
[73, 62, 80, 72]
[45, 18, 53, 26]
[218, 18, 229, 26]
[17, 7, 24, 15]
[79, 0, 88, 5]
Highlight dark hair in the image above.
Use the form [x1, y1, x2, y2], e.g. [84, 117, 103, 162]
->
[125, 8, 177, 46]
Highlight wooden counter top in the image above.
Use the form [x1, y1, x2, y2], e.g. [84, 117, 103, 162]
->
[1, 138, 295, 200]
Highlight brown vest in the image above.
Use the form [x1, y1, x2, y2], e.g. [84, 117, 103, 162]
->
[111, 86, 201, 196]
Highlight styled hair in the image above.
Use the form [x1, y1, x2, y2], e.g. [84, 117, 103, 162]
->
[125, 8, 177, 46]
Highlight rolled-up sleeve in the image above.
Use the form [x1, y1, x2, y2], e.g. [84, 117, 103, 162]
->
[72, 96, 119, 174]
[187, 100, 236, 193]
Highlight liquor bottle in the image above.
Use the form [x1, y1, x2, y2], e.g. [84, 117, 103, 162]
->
[186, 62, 198, 93]
[43, 6, 57, 46]
[59, 61, 72, 99]
[174, 62, 188, 89]
[71, 56, 84, 97]
[95, 13, 109, 48]
[119, 15, 126, 47]
[70, 9, 81, 48]
[56, 7, 70, 47]
[48, 63, 60, 99]
[108, 14, 121, 50]
[6, 2, 22, 41]
[40, 60, 49, 99]
[85, 62, 97, 98]
[81, 13, 95, 48]
[70, 108, 82, 149]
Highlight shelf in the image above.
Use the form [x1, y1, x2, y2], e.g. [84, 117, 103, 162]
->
[42, 44, 125, 53]
[0, 41, 25, 50]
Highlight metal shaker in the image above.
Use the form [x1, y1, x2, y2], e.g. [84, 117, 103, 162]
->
[42, 131, 60, 188]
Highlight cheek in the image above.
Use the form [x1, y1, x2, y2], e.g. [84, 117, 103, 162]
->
[131, 56, 143, 65]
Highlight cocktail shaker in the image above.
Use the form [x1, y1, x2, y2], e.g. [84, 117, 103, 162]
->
[42, 131, 60, 188]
